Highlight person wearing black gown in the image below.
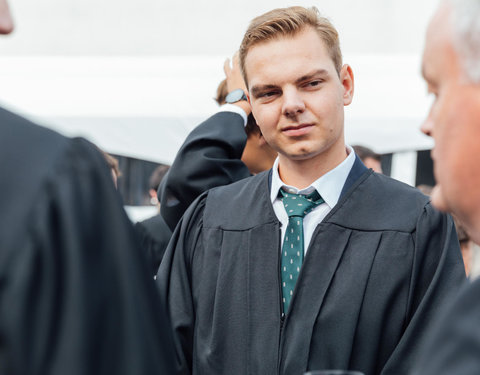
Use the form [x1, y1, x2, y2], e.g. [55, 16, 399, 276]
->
[158, 6, 465, 375]
[0, 3, 174, 373]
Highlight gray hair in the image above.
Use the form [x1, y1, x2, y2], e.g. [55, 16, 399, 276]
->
[445, 0, 480, 83]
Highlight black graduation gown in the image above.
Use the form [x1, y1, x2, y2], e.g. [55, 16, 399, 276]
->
[158, 158, 466, 375]
[411, 277, 480, 375]
[0, 107, 175, 374]
[135, 213, 173, 276]
[159, 112, 251, 231]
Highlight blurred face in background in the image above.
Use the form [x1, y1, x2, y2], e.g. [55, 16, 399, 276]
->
[0, 0, 13, 35]
[363, 157, 382, 174]
[421, 3, 480, 242]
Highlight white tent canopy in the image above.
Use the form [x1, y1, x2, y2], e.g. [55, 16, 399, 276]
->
[0, 0, 438, 164]
[0, 55, 433, 165]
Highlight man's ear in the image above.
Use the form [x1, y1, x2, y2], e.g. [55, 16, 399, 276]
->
[340, 64, 354, 106]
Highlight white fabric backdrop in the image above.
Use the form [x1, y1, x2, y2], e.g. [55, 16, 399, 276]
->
[0, 0, 438, 163]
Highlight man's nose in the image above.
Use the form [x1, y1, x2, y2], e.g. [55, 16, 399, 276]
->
[282, 87, 305, 118]
[0, 0, 14, 35]
[421, 115, 433, 137]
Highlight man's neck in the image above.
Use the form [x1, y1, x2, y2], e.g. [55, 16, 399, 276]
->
[277, 146, 348, 189]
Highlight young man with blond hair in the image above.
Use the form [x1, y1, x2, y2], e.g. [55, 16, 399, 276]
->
[159, 6, 465, 374]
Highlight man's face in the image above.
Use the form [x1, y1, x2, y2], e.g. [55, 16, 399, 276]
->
[421, 5, 480, 237]
[245, 27, 353, 171]
[0, 0, 13, 35]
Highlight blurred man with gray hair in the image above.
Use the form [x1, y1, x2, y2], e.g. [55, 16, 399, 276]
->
[412, 0, 480, 374]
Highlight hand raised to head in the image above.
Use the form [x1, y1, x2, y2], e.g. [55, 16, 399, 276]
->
[224, 52, 251, 115]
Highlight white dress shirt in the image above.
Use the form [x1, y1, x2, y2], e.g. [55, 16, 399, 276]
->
[270, 146, 356, 254]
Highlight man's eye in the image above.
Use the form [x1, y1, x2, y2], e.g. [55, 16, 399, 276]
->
[260, 91, 278, 98]
[306, 80, 322, 88]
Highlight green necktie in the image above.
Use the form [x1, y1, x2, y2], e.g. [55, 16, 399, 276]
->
[279, 189, 324, 315]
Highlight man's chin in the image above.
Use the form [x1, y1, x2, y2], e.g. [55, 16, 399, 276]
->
[430, 185, 450, 212]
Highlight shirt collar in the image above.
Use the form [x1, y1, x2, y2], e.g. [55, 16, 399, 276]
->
[270, 145, 356, 208]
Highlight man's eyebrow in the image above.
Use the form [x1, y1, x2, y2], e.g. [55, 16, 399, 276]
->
[295, 69, 329, 84]
[250, 84, 278, 98]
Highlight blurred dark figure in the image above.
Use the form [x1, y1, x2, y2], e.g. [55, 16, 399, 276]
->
[135, 165, 172, 276]
[352, 145, 383, 174]
[100, 149, 121, 188]
[135, 215, 172, 276]
[100, 153, 171, 276]
[149, 164, 169, 206]
[0, 2, 174, 374]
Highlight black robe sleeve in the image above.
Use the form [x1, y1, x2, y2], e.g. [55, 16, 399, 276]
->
[411, 277, 480, 375]
[157, 193, 208, 375]
[159, 111, 251, 231]
[0, 132, 175, 374]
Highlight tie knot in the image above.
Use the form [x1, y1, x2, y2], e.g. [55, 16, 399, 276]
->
[279, 189, 324, 218]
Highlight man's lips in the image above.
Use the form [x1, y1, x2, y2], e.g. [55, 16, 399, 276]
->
[281, 123, 315, 137]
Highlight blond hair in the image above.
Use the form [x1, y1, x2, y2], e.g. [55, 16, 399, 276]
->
[239, 6, 342, 85]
